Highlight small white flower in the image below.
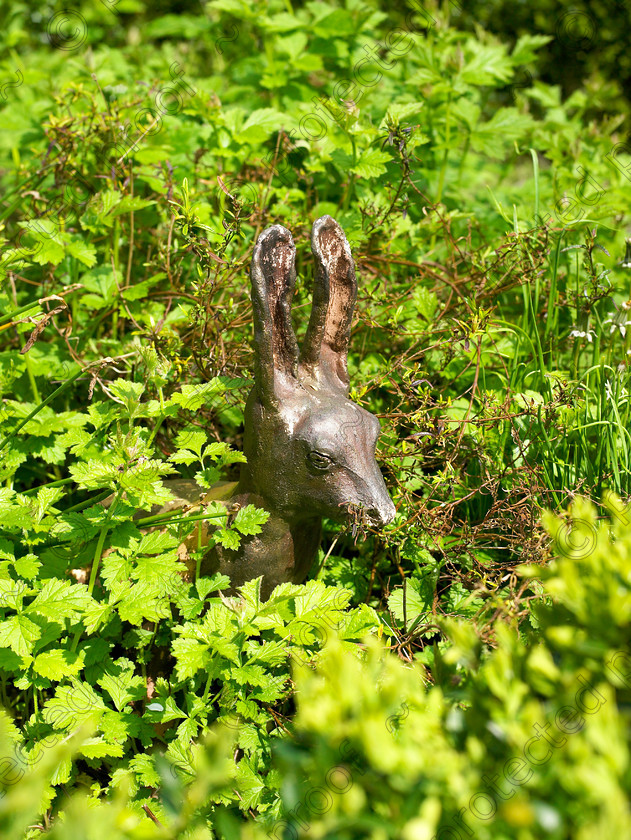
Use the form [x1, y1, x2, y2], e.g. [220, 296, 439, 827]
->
[569, 328, 593, 342]
[603, 315, 631, 338]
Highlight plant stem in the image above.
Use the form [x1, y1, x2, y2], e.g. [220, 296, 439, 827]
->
[88, 491, 121, 596]
[112, 219, 120, 340]
[136, 510, 225, 528]
[147, 387, 165, 446]
[0, 366, 86, 451]
[195, 522, 205, 582]
[24, 353, 40, 404]
[23, 477, 75, 495]
[0, 301, 43, 327]
[202, 670, 214, 703]
[69, 489, 122, 652]
[63, 489, 111, 513]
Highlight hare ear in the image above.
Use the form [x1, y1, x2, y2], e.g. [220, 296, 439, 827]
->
[250, 225, 299, 406]
[301, 215, 357, 393]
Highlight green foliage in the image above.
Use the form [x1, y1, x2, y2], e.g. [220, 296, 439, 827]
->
[1, 499, 631, 838]
[458, 0, 631, 115]
[1, 0, 631, 836]
[0, 377, 383, 823]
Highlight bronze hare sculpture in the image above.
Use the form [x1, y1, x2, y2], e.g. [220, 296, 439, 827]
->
[167, 216, 395, 597]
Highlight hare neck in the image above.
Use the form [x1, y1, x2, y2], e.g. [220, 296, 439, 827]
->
[212, 479, 322, 595]
[235, 465, 320, 526]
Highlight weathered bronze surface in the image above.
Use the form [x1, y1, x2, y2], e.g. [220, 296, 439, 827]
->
[172, 215, 396, 597]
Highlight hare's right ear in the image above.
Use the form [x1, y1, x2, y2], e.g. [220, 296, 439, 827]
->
[250, 225, 299, 407]
[300, 216, 357, 393]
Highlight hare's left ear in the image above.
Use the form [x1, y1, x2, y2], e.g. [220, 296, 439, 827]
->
[300, 215, 357, 393]
[250, 225, 299, 408]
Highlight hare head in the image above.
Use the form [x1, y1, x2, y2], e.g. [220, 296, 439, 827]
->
[239, 215, 396, 529]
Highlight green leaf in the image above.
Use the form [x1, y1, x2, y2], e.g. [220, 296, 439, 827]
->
[0, 614, 41, 655]
[233, 505, 270, 536]
[196, 574, 232, 600]
[238, 108, 288, 143]
[43, 680, 106, 730]
[214, 528, 241, 550]
[0, 646, 27, 671]
[114, 196, 156, 216]
[204, 441, 247, 464]
[230, 663, 268, 687]
[80, 265, 118, 307]
[511, 34, 553, 65]
[78, 738, 125, 759]
[98, 662, 145, 711]
[172, 637, 211, 680]
[121, 275, 164, 301]
[145, 695, 187, 724]
[167, 381, 227, 411]
[234, 760, 266, 809]
[460, 42, 513, 85]
[388, 578, 433, 627]
[137, 530, 180, 555]
[116, 582, 172, 625]
[33, 649, 85, 680]
[351, 148, 392, 179]
[69, 459, 120, 491]
[470, 108, 534, 157]
[175, 428, 207, 457]
[169, 449, 199, 465]
[0, 579, 28, 610]
[132, 552, 183, 591]
[0, 537, 15, 561]
[27, 579, 92, 624]
[382, 102, 425, 125]
[339, 603, 381, 640]
[65, 236, 97, 267]
[129, 753, 161, 788]
[109, 380, 145, 414]
[80, 189, 122, 232]
[194, 466, 222, 489]
[82, 600, 114, 635]
[19, 220, 65, 265]
[442, 581, 484, 619]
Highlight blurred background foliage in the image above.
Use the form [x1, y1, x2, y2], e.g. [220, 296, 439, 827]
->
[459, 0, 631, 116]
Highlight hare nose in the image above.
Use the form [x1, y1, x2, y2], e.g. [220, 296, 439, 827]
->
[366, 497, 396, 527]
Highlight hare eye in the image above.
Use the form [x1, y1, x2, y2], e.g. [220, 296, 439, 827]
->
[308, 451, 334, 470]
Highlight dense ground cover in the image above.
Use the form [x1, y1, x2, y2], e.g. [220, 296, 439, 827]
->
[1, 0, 631, 837]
